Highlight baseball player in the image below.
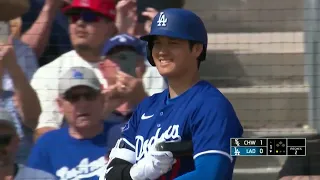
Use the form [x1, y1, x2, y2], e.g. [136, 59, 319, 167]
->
[102, 8, 243, 180]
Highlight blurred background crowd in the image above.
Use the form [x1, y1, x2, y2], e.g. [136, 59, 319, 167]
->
[0, 0, 318, 179]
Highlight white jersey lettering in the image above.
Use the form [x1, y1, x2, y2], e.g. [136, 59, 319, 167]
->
[135, 125, 181, 161]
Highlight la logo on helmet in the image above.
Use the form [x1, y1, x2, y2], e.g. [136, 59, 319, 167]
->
[157, 12, 168, 27]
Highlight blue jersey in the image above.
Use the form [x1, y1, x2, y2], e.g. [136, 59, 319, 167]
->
[27, 122, 122, 180]
[121, 80, 243, 179]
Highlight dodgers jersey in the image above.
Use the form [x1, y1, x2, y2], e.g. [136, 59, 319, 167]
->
[120, 80, 243, 179]
[27, 122, 121, 180]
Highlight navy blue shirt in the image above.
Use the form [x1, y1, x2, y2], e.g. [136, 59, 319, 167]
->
[21, 0, 72, 66]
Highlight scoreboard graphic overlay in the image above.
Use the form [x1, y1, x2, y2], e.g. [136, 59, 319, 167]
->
[230, 138, 306, 156]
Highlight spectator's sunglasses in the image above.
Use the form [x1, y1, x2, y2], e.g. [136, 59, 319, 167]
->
[68, 11, 106, 24]
[64, 90, 99, 103]
[0, 134, 12, 149]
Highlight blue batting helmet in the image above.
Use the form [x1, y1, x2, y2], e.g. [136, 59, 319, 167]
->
[140, 8, 208, 66]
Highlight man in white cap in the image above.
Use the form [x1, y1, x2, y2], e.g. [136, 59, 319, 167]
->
[27, 67, 122, 179]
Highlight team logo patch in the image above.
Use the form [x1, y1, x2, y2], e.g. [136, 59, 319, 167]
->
[110, 34, 135, 42]
[72, 70, 84, 79]
[157, 12, 168, 27]
[121, 122, 129, 132]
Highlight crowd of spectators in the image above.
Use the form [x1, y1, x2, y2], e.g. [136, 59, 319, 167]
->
[0, 0, 185, 179]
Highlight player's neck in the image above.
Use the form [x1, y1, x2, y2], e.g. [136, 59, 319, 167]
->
[167, 70, 200, 98]
[68, 124, 104, 139]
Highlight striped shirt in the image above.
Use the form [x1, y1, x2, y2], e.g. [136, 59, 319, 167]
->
[1, 38, 38, 164]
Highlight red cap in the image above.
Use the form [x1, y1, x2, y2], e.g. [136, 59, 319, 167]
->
[62, 0, 116, 21]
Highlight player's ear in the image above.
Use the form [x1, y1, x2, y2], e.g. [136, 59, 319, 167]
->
[192, 43, 203, 59]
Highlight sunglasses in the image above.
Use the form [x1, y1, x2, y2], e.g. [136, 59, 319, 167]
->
[68, 11, 104, 24]
[64, 91, 99, 103]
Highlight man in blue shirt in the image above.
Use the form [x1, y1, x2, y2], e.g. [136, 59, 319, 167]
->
[27, 67, 122, 179]
[102, 8, 243, 180]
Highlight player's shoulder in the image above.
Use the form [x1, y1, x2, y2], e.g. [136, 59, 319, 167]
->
[189, 81, 240, 123]
[137, 89, 167, 109]
[194, 81, 232, 106]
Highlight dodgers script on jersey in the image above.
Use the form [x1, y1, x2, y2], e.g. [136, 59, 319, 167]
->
[120, 80, 243, 179]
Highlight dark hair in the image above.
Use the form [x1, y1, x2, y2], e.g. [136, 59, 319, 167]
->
[188, 41, 205, 69]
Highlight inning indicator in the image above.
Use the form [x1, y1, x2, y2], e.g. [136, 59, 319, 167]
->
[267, 138, 287, 156]
[230, 138, 306, 156]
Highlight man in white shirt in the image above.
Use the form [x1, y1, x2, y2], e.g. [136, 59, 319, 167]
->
[31, 0, 118, 140]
